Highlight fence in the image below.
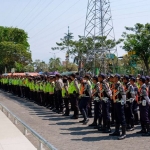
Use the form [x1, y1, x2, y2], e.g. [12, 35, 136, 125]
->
[0, 103, 57, 150]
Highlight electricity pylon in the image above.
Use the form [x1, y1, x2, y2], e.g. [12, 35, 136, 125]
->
[84, 0, 118, 74]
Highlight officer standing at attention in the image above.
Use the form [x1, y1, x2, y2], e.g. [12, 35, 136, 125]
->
[123, 75, 135, 131]
[89, 76, 102, 129]
[137, 76, 150, 136]
[98, 73, 112, 133]
[130, 77, 140, 125]
[109, 74, 126, 140]
[79, 77, 91, 124]
[70, 74, 79, 119]
[55, 74, 64, 114]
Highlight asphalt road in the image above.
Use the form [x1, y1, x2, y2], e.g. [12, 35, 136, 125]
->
[0, 90, 150, 150]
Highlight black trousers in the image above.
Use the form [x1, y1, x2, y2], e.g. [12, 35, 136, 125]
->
[70, 94, 79, 117]
[125, 101, 134, 127]
[93, 100, 102, 125]
[55, 90, 63, 111]
[102, 100, 110, 124]
[63, 98, 70, 115]
[114, 103, 126, 126]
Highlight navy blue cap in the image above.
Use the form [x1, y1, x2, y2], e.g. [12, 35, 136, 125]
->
[130, 77, 136, 82]
[123, 75, 129, 80]
[98, 73, 106, 79]
[114, 74, 121, 80]
[84, 74, 90, 79]
[146, 76, 150, 81]
[77, 77, 83, 81]
[110, 74, 114, 78]
[92, 76, 98, 82]
[139, 76, 146, 83]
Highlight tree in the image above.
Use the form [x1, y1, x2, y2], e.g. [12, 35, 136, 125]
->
[0, 26, 31, 73]
[119, 23, 150, 73]
[48, 57, 61, 71]
[52, 35, 117, 74]
[33, 59, 48, 72]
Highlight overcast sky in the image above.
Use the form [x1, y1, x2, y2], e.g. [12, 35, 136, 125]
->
[0, 0, 150, 62]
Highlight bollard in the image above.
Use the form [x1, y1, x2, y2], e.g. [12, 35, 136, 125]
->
[38, 141, 43, 150]
[7, 112, 10, 118]
[14, 118, 17, 125]
[24, 127, 27, 135]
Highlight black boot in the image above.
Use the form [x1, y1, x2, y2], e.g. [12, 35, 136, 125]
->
[142, 123, 150, 136]
[102, 121, 111, 133]
[96, 116, 102, 129]
[129, 119, 134, 131]
[136, 122, 146, 134]
[118, 125, 126, 140]
[89, 117, 97, 127]
[109, 124, 120, 136]
[81, 110, 89, 125]
[134, 112, 140, 125]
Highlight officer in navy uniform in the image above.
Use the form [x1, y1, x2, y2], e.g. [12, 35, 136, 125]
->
[89, 76, 102, 129]
[109, 74, 126, 140]
[108, 75, 115, 126]
[137, 76, 150, 136]
[98, 73, 112, 133]
[79, 77, 91, 124]
[70, 74, 80, 119]
[130, 77, 140, 125]
[123, 75, 135, 131]
[145, 76, 150, 122]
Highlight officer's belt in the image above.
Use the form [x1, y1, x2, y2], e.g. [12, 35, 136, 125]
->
[101, 97, 109, 102]
[114, 99, 122, 103]
[81, 95, 90, 97]
[94, 97, 100, 101]
[138, 99, 145, 104]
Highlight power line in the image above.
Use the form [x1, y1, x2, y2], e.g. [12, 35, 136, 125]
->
[11, 0, 32, 25]
[29, 6, 86, 42]
[29, 0, 150, 41]
[2, 0, 20, 23]
[30, 12, 150, 50]
[111, 0, 149, 5]
[18, 0, 43, 26]
[23, 0, 55, 29]
[30, 6, 150, 44]
[30, 14, 85, 43]
[27, 0, 66, 32]
[29, 0, 82, 38]
[112, 3, 150, 12]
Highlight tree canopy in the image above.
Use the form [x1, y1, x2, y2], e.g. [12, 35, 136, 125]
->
[119, 23, 150, 73]
[52, 35, 117, 74]
[0, 26, 31, 73]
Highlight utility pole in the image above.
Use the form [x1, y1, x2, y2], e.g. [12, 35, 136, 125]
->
[84, 0, 118, 74]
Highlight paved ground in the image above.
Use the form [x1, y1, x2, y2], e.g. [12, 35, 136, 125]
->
[0, 108, 36, 150]
[0, 90, 150, 150]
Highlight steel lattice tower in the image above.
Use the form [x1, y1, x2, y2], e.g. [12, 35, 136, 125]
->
[84, 0, 117, 74]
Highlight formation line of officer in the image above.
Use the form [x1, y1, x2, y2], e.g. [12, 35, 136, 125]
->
[0, 73, 150, 140]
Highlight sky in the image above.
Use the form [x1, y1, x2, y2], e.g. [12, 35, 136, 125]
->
[0, 0, 150, 63]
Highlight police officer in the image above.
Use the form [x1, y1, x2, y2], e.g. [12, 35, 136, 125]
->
[84, 75, 92, 117]
[98, 73, 112, 133]
[130, 77, 140, 125]
[79, 77, 91, 124]
[123, 75, 135, 131]
[62, 76, 70, 116]
[70, 74, 79, 119]
[109, 74, 126, 140]
[55, 74, 63, 113]
[137, 76, 150, 136]
[89, 76, 102, 129]
[109, 74, 115, 126]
